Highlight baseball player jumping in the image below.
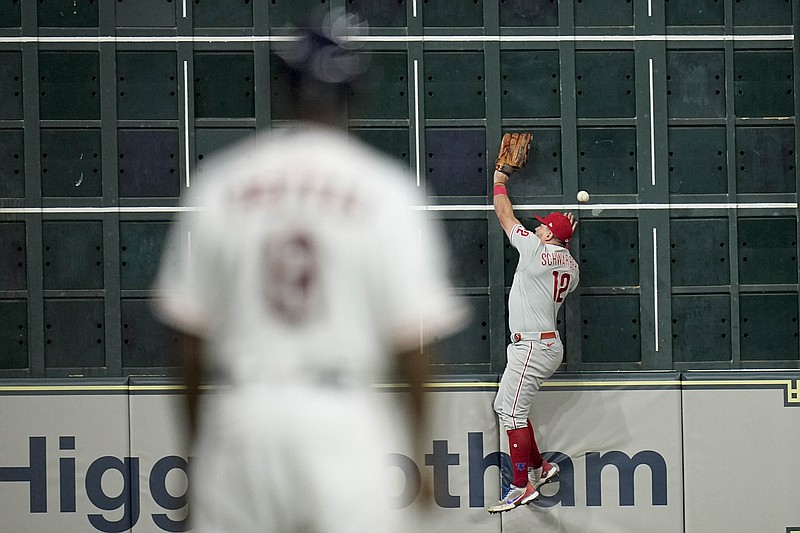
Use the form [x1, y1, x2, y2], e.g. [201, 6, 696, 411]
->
[488, 133, 580, 514]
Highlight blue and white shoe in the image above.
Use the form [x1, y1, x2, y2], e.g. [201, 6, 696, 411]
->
[487, 483, 539, 514]
[529, 460, 560, 488]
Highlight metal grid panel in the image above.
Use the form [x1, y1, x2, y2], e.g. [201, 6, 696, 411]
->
[0, 0, 797, 377]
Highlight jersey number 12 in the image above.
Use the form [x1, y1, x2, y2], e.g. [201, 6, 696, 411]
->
[552, 271, 571, 303]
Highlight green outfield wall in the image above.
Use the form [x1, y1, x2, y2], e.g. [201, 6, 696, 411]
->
[1, 1, 798, 378]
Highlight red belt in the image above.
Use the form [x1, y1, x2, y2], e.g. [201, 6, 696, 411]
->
[513, 331, 557, 342]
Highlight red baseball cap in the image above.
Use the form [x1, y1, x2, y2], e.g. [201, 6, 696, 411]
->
[534, 212, 573, 244]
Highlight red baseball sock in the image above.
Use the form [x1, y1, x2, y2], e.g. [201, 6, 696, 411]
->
[527, 419, 543, 469]
[507, 427, 531, 487]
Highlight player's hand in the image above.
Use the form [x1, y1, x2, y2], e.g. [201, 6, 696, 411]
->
[564, 212, 578, 233]
[493, 170, 509, 185]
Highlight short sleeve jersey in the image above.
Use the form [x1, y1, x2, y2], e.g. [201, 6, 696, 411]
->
[154, 125, 465, 388]
[507, 223, 580, 334]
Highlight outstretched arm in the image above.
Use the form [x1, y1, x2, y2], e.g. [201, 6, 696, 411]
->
[492, 170, 521, 239]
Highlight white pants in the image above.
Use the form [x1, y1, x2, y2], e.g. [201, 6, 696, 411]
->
[190, 385, 403, 533]
[493, 336, 563, 430]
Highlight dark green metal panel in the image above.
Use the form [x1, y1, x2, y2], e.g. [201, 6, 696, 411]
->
[732, 0, 793, 26]
[574, 0, 633, 27]
[266, 0, 325, 28]
[666, 51, 725, 118]
[117, 52, 179, 120]
[580, 295, 641, 363]
[668, 127, 727, 194]
[423, 52, 486, 119]
[740, 293, 799, 362]
[0, 0, 21, 27]
[441, 219, 489, 288]
[44, 298, 105, 368]
[0, 222, 26, 290]
[671, 294, 731, 363]
[578, 218, 639, 287]
[121, 298, 181, 368]
[350, 52, 408, 120]
[115, 0, 177, 28]
[499, 0, 558, 27]
[425, 128, 486, 196]
[577, 127, 637, 194]
[40, 129, 102, 198]
[422, 0, 483, 27]
[670, 218, 730, 287]
[0, 1, 795, 378]
[193, 0, 253, 27]
[0, 129, 24, 198]
[734, 51, 794, 118]
[120, 222, 170, 291]
[0, 300, 27, 370]
[507, 129, 562, 196]
[664, 0, 724, 26]
[42, 221, 104, 290]
[118, 129, 181, 198]
[500, 50, 560, 118]
[735, 126, 795, 194]
[737, 218, 798, 285]
[194, 52, 255, 119]
[269, 52, 298, 121]
[37, 0, 98, 27]
[0, 52, 23, 120]
[575, 51, 635, 118]
[194, 128, 255, 167]
[348, 1, 407, 28]
[431, 295, 491, 371]
[39, 52, 100, 120]
[349, 128, 411, 168]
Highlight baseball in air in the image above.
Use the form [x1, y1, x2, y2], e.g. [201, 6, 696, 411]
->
[577, 190, 590, 203]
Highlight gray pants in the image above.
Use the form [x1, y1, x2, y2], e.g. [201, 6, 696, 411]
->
[493, 333, 564, 430]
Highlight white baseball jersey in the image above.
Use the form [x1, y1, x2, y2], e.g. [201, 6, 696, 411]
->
[154, 124, 465, 533]
[156, 125, 464, 387]
[494, 222, 580, 431]
[507, 223, 580, 333]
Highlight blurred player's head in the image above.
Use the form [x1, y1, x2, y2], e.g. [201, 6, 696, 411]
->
[277, 9, 368, 126]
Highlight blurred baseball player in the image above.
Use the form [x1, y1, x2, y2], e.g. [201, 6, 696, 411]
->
[154, 13, 464, 533]
[487, 134, 579, 513]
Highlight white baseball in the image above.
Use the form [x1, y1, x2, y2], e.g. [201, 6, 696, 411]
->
[577, 190, 590, 203]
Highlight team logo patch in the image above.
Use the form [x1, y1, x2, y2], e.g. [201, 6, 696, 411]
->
[515, 462, 526, 472]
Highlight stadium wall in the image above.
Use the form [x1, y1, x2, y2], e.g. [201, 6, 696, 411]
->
[1, 372, 798, 533]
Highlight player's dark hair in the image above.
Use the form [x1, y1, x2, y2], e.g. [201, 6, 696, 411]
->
[276, 9, 368, 124]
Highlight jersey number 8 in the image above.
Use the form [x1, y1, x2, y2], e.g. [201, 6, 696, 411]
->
[264, 233, 319, 323]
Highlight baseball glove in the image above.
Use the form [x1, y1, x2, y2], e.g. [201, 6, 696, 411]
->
[495, 132, 532, 176]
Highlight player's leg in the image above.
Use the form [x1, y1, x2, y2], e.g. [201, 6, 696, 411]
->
[526, 419, 542, 468]
[489, 343, 541, 513]
[525, 418, 560, 487]
[520, 339, 564, 488]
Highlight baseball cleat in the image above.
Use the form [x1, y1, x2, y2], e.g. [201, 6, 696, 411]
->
[487, 483, 539, 514]
[529, 460, 560, 488]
